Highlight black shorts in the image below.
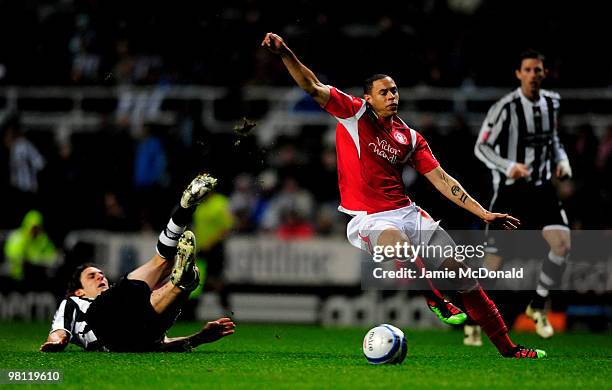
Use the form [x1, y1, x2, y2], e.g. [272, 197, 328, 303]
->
[86, 278, 176, 352]
[486, 180, 569, 256]
[490, 180, 568, 230]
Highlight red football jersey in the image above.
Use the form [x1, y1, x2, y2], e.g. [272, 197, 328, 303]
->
[323, 87, 439, 215]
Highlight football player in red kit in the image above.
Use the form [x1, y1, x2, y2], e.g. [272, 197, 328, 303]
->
[262, 32, 545, 359]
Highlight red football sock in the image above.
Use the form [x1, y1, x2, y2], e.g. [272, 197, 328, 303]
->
[460, 285, 515, 356]
[414, 257, 445, 305]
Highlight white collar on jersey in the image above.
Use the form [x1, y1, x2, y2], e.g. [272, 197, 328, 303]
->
[517, 87, 543, 107]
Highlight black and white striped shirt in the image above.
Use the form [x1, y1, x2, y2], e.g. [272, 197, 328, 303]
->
[10, 138, 45, 193]
[50, 296, 107, 351]
[475, 87, 568, 187]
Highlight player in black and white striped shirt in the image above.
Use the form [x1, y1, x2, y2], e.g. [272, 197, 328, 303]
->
[471, 50, 572, 341]
[47, 267, 108, 351]
[41, 173, 235, 352]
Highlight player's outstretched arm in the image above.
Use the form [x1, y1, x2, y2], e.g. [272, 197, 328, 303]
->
[40, 329, 69, 352]
[159, 317, 236, 352]
[424, 166, 520, 229]
[261, 32, 330, 106]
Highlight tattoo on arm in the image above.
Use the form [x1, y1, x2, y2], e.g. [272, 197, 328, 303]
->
[450, 185, 468, 204]
[441, 171, 450, 185]
[451, 185, 461, 196]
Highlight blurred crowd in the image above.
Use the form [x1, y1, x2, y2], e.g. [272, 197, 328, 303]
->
[0, 109, 348, 240]
[2, 109, 612, 242]
[0, 0, 611, 88]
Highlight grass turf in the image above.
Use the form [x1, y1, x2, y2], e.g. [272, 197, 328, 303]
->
[0, 322, 610, 389]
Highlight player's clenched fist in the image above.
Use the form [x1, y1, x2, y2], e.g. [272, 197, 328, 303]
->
[261, 32, 287, 55]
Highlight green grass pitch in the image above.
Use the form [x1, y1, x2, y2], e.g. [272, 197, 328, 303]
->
[1, 322, 610, 389]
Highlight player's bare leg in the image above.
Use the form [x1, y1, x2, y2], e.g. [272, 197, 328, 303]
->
[377, 228, 466, 326]
[128, 254, 174, 290]
[147, 231, 197, 312]
[376, 228, 407, 250]
[526, 226, 571, 338]
[150, 231, 200, 314]
[150, 281, 185, 314]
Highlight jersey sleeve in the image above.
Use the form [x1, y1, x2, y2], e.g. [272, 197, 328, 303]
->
[50, 299, 76, 339]
[550, 98, 568, 163]
[474, 101, 514, 174]
[410, 131, 440, 174]
[322, 87, 365, 119]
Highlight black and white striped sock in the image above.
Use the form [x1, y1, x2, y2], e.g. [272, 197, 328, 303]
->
[156, 205, 194, 259]
[532, 251, 568, 308]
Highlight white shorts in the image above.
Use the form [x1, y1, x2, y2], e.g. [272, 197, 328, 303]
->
[346, 204, 440, 254]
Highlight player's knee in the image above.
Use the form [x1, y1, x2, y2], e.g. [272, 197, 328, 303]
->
[560, 244, 570, 257]
[543, 229, 571, 256]
[376, 227, 406, 247]
[551, 242, 570, 257]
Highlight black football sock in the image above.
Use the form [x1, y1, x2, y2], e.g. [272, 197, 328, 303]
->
[531, 251, 568, 309]
[156, 205, 195, 259]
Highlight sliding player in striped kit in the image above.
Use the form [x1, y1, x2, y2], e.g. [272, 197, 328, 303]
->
[40, 173, 235, 352]
[263, 32, 545, 358]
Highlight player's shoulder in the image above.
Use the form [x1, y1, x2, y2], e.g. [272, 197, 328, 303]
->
[485, 90, 518, 120]
[67, 295, 95, 309]
[52, 297, 76, 313]
[403, 124, 426, 144]
[328, 85, 366, 111]
[330, 85, 363, 100]
[407, 125, 421, 136]
[65, 296, 81, 307]
[68, 295, 85, 302]
[327, 85, 366, 119]
[541, 88, 561, 101]
[495, 89, 521, 107]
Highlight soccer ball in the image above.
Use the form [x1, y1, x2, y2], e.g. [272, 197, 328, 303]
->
[362, 324, 407, 364]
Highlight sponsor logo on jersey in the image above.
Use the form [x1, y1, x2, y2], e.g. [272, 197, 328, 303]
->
[392, 130, 408, 145]
[369, 137, 400, 164]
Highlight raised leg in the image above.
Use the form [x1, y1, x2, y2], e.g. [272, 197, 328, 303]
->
[150, 281, 187, 314]
[128, 254, 174, 290]
[128, 173, 217, 289]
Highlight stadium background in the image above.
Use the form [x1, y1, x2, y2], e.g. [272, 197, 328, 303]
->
[1, 0, 611, 332]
